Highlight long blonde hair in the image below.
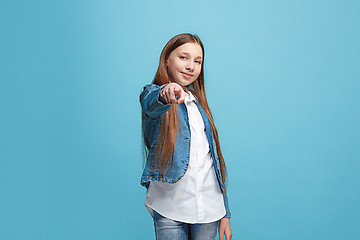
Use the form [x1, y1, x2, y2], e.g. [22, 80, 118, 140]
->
[143, 33, 228, 189]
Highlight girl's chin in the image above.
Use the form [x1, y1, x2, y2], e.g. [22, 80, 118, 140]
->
[172, 80, 189, 86]
[170, 76, 196, 86]
[177, 78, 196, 86]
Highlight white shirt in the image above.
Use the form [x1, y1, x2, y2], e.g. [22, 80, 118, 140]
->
[144, 91, 226, 223]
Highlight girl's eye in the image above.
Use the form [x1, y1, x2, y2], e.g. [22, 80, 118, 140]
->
[180, 56, 186, 60]
[195, 60, 202, 64]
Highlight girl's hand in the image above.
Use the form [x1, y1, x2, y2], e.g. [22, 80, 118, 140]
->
[160, 83, 186, 105]
[219, 217, 232, 240]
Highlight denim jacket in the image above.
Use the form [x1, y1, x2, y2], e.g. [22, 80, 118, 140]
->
[139, 84, 231, 218]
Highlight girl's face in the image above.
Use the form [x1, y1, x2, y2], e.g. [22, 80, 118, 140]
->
[166, 42, 203, 87]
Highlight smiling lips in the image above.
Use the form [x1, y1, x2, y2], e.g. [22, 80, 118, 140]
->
[181, 72, 193, 78]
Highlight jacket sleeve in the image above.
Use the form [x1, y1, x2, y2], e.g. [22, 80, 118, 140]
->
[140, 84, 171, 118]
[223, 189, 231, 218]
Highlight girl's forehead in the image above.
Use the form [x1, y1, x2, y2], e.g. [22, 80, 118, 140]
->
[173, 42, 203, 57]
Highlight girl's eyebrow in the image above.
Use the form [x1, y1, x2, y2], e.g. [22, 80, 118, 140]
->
[179, 52, 202, 59]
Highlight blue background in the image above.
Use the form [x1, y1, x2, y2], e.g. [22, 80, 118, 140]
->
[1, 0, 359, 239]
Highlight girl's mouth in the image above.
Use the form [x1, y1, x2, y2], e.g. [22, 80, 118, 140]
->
[181, 72, 193, 78]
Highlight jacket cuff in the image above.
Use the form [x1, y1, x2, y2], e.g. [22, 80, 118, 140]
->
[223, 189, 231, 219]
[223, 211, 231, 218]
[140, 83, 171, 118]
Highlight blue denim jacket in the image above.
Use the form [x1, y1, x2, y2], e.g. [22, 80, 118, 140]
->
[140, 84, 231, 218]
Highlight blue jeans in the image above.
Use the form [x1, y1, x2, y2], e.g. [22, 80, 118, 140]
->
[153, 210, 220, 240]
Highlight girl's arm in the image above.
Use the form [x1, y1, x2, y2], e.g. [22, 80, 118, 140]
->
[140, 84, 171, 118]
[221, 188, 232, 239]
[223, 190, 231, 218]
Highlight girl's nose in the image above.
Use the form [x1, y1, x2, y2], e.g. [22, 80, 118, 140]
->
[186, 61, 194, 71]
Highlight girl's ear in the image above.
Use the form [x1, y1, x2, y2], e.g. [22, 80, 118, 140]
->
[165, 59, 169, 67]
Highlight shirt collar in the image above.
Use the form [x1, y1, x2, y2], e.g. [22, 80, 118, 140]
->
[184, 91, 196, 103]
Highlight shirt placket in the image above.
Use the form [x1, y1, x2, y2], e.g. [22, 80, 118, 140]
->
[193, 101, 204, 222]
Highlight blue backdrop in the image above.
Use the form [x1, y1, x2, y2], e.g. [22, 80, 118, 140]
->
[1, 0, 359, 239]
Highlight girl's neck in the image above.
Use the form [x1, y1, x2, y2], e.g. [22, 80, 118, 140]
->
[185, 83, 194, 92]
[183, 86, 189, 93]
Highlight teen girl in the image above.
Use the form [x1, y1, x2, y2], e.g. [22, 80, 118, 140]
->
[140, 33, 232, 240]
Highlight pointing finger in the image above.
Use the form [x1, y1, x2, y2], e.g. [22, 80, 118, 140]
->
[173, 86, 185, 104]
[177, 89, 186, 104]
